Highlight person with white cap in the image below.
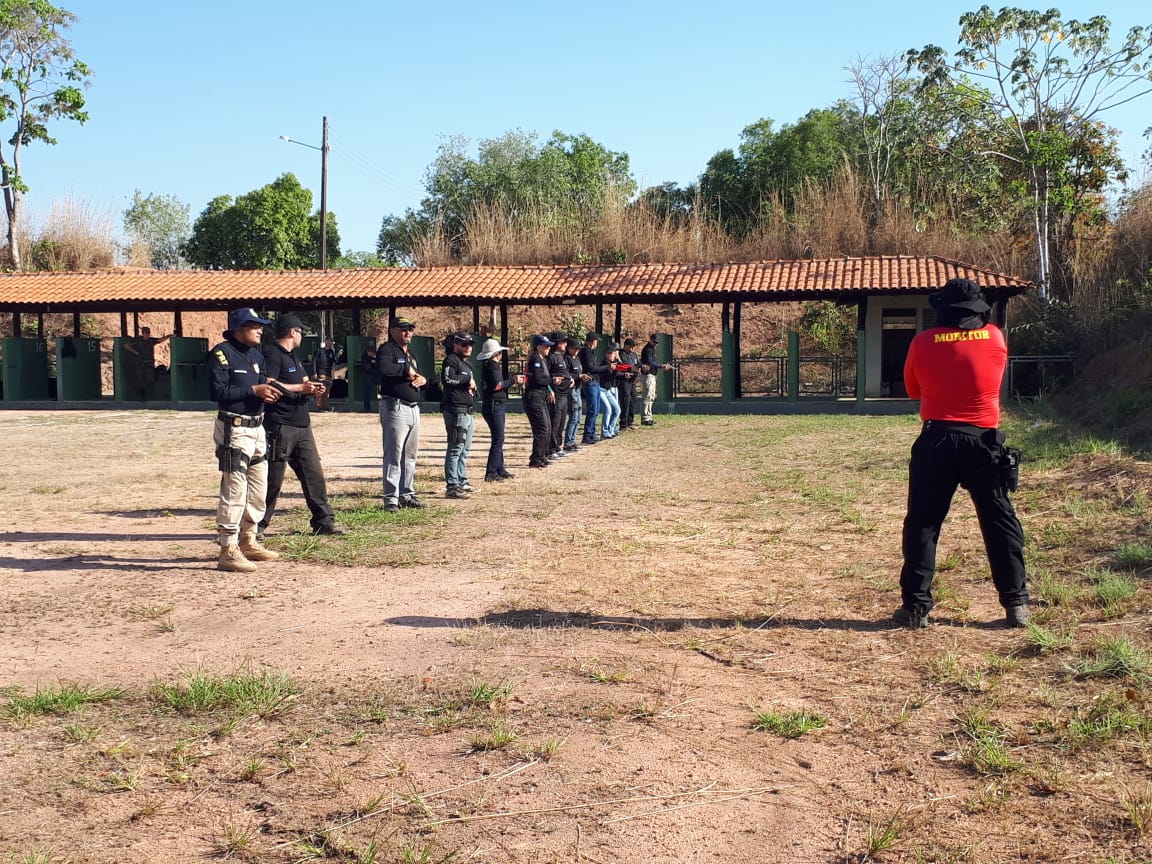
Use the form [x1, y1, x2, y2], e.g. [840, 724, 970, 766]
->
[208, 308, 283, 572]
[893, 278, 1029, 630]
[478, 337, 522, 482]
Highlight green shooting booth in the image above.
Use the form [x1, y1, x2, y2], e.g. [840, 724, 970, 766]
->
[169, 337, 209, 403]
[55, 337, 102, 401]
[2, 338, 52, 401]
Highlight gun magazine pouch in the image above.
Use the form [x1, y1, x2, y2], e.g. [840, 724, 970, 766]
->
[216, 446, 249, 473]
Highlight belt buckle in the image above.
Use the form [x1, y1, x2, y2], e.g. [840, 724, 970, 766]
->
[232, 416, 242, 427]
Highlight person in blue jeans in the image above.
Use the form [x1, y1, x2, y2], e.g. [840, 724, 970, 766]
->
[478, 338, 521, 482]
[563, 336, 585, 450]
[578, 332, 608, 444]
[440, 333, 477, 499]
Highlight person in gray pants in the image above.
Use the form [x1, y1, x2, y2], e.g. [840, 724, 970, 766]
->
[376, 315, 426, 512]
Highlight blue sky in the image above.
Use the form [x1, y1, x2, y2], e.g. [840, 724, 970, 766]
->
[30, 0, 1152, 257]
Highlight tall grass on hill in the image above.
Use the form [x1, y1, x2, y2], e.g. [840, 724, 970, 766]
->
[16, 196, 116, 271]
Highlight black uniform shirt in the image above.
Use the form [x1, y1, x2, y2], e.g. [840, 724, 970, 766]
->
[440, 352, 475, 413]
[578, 346, 608, 378]
[263, 343, 311, 428]
[523, 352, 551, 393]
[482, 359, 512, 404]
[210, 337, 267, 416]
[547, 350, 573, 393]
[376, 339, 423, 405]
[313, 346, 336, 377]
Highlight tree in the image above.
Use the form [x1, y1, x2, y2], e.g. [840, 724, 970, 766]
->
[907, 6, 1152, 299]
[122, 190, 190, 269]
[0, 0, 91, 270]
[379, 129, 636, 262]
[183, 173, 339, 270]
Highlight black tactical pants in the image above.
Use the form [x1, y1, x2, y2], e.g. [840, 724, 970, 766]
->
[260, 424, 336, 533]
[549, 392, 569, 454]
[899, 422, 1028, 613]
[523, 391, 552, 466]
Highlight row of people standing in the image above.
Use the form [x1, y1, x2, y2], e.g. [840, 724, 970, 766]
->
[517, 331, 671, 470]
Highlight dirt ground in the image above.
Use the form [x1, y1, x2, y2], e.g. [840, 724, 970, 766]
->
[1, 409, 1150, 863]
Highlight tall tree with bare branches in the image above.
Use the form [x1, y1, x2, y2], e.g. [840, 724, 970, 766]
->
[907, 6, 1152, 300]
[0, 0, 90, 270]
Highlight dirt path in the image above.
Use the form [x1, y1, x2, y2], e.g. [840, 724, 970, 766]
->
[0, 410, 1143, 863]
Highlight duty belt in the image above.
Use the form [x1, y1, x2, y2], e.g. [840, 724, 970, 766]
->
[217, 411, 263, 427]
[923, 420, 992, 435]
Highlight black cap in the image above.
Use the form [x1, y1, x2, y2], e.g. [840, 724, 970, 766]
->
[451, 332, 474, 345]
[549, 331, 569, 345]
[605, 342, 620, 352]
[584, 332, 599, 344]
[389, 315, 417, 330]
[929, 278, 991, 314]
[623, 338, 636, 347]
[649, 333, 660, 343]
[275, 313, 304, 337]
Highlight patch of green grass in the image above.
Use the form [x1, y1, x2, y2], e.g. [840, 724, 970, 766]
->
[1116, 542, 1152, 568]
[925, 651, 988, 693]
[752, 709, 827, 738]
[1031, 570, 1083, 608]
[4, 852, 73, 864]
[3, 683, 125, 722]
[955, 708, 1018, 775]
[465, 679, 513, 708]
[1065, 692, 1150, 751]
[150, 667, 298, 718]
[1071, 638, 1152, 684]
[864, 813, 905, 857]
[271, 488, 448, 566]
[1092, 568, 1138, 617]
[1025, 620, 1076, 654]
[468, 720, 517, 752]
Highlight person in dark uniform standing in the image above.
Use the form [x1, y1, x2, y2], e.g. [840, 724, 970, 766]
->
[894, 278, 1029, 629]
[441, 332, 478, 499]
[639, 333, 672, 425]
[258, 313, 347, 539]
[478, 338, 521, 482]
[523, 334, 555, 468]
[617, 338, 640, 430]
[209, 308, 283, 573]
[377, 315, 426, 513]
[563, 336, 586, 452]
[546, 332, 573, 460]
[312, 337, 337, 411]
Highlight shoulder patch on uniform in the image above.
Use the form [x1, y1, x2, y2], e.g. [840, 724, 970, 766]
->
[214, 349, 228, 366]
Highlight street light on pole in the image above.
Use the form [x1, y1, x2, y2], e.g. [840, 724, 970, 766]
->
[279, 115, 329, 270]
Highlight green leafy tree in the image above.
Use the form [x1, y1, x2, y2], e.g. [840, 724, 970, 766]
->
[122, 190, 190, 269]
[698, 109, 857, 234]
[183, 173, 339, 270]
[0, 0, 91, 270]
[379, 129, 635, 261]
[907, 6, 1152, 299]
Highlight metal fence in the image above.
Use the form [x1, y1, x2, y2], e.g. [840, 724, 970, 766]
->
[1007, 355, 1074, 398]
[673, 355, 856, 399]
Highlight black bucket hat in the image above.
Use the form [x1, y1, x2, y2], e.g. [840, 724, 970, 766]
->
[929, 278, 990, 314]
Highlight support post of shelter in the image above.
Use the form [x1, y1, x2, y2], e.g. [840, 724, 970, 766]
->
[72, 312, 81, 337]
[174, 310, 183, 337]
[132, 312, 139, 337]
[37, 314, 43, 339]
[614, 302, 622, 342]
[721, 330, 737, 402]
[856, 301, 867, 405]
[595, 304, 603, 337]
[351, 307, 361, 336]
[119, 312, 127, 337]
[472, 306, 480, 335]
[11, 312, 20, 337]
[733, 301, 742, 399]
[787, 331, 800, 403]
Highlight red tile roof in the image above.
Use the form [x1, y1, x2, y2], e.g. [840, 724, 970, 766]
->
[0, 257, 1032, 312]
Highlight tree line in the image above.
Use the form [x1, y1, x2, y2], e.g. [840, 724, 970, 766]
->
[3, 2, 1152, 354]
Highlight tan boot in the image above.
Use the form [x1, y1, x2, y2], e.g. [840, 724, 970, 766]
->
[239, 534, 280, 562]
[218, 544, 258, 573]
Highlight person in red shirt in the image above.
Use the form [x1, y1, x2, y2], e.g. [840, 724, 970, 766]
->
[894, 278, 1029, 629]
